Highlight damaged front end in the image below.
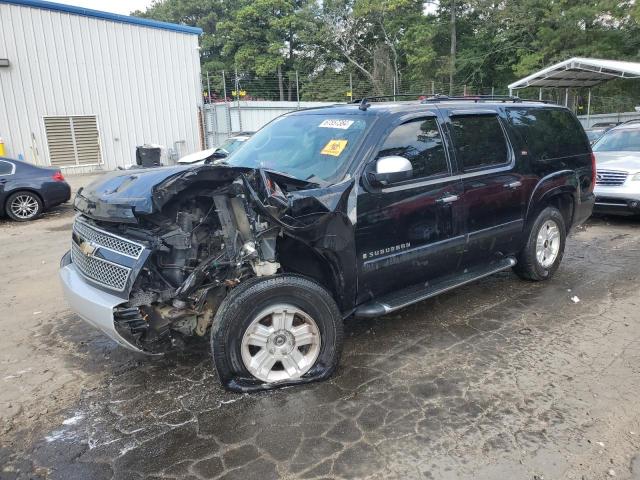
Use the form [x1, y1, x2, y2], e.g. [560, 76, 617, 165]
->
[64, 164, 355, 358]
[67, 166, 291, 353]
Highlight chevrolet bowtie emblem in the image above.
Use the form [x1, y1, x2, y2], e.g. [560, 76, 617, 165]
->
[79, 240, 98, 257]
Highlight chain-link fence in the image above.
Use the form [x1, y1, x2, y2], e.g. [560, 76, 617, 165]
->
[200, 71, 512, 105]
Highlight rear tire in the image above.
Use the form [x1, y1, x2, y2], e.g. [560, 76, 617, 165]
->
[514, 206, 566, 281]
[211, 274, 343, 391]
[5, 191, 43, 221]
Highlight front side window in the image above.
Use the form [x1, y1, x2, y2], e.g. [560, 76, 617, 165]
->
[376, 117, 448, 179]
[450, 114, 509, 170]
[593, 128, 640, 152]
[0, 160, 13, 175]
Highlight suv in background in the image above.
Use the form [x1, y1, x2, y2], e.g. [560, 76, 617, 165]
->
[593, 120, 640, 216]
[59, 97, 595, 392]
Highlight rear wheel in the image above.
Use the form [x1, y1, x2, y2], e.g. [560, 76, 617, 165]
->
[211, 274, 343, 391]
[5, 191, 43, 221]
[514, 206, 566, 281]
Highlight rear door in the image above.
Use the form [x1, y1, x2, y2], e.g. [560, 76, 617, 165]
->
[443, 110, 526, 267]
[355, 114, 465, 302]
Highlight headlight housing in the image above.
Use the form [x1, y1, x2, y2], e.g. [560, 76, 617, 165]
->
[632, 173, 640, 181]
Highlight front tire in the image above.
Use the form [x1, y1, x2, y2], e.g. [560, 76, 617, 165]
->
[5, 191, 43, 221]
[211, 274, 343, 391]
[514, 206, 566, 281]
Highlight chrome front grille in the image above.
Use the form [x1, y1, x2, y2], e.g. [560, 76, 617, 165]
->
[596, 169, 628, 187]
[71, 242, 131, 292]
[73, 220, 144, 259]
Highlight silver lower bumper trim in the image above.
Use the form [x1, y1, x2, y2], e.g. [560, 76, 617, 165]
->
[59, 263, 145, 353]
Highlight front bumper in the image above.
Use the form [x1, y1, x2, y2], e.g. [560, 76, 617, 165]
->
[59, 258, 145, 353]
[594, 184, 640, 215]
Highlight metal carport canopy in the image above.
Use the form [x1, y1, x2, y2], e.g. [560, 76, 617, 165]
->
[508, 57, 640, 90]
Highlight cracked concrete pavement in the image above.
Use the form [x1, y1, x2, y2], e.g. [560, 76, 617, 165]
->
[1, 179, 639, 479]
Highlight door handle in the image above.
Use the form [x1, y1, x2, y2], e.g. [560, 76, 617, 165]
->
[504, 181, 522, 189]
[436, 194, 459, 205]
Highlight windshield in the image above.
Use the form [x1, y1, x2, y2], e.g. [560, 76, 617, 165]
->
[226, 114, 372, 182]
[593, 128, 640, 152]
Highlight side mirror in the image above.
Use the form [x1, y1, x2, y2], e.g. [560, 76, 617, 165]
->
[369, 156, 413, 186]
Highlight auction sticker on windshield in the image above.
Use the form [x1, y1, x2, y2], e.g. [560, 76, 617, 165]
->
[319, 119, 354, 129]
[321, 139, 348, 156]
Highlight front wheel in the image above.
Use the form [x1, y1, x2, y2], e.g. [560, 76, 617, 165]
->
[514, 206, 566, 281]
[211, 274, 343, 391]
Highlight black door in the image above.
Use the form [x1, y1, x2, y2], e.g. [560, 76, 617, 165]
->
[355, 115, 465, 302]
[444, 111, 526, 266]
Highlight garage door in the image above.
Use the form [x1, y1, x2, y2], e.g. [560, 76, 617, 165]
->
[44, 115, 102, 167]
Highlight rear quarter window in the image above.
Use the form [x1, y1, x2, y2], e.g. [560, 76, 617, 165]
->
[0, 160, 14, 175]
[506, 108, 590, 160]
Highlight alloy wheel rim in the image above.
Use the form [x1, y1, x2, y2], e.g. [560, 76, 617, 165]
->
[535, 219, 560, 268]
[241, 304, 321, 383]
[10, 195, 39, 219]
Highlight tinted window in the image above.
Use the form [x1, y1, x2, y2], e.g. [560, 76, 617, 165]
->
[377, 117, 448, 178]
[0, 161, 13, 175]
[593, 128, 640, 152]
[450, 114, 509, 170]
[506, 108, 590, 159]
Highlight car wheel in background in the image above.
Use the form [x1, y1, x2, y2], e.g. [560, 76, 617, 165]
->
[5, 191, 43, 221]
[514, 206, 567, 281]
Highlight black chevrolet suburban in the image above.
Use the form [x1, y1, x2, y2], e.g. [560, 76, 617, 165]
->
[59, 97, 595, 391]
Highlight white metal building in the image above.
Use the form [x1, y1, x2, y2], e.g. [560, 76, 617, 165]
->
[0, 0, 203, 172]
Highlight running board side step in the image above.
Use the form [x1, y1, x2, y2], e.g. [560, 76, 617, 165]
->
[354, 257, 517, 318]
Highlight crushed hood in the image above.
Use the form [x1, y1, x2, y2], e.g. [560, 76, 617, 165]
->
[74, 165, 252, 222]
[74, 164, 321, 223]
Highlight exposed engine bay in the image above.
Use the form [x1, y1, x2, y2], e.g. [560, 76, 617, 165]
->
[71, 165, 357, 355]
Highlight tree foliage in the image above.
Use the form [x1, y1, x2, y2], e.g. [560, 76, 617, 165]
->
[134, 0, 640, 101]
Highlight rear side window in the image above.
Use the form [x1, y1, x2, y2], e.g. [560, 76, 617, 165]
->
[506, 108, 590, 160]
[450, 114, 509, 170]
[377, 117, 448, 179]
[0, 161, 13, 175]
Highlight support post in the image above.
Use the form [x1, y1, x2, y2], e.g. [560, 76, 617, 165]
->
[565, 88, 569, 107]
[349, 74, 353, 102]
[296, 71, 300, 110]
[587, 89, 592, 126]
[206, 71, 211, 104]
[235, 67, 242, 132]
[431, 80, 435, 95]
[539, 88, 543, 100]
[222, 71, 231, 137]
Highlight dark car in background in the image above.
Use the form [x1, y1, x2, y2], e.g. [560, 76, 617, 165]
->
[0, 158, 71, 221]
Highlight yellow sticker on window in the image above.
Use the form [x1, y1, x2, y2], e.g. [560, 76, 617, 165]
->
[320, 139, 348, 157]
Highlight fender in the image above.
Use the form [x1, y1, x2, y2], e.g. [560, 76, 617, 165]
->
[525, 169, 579, 227]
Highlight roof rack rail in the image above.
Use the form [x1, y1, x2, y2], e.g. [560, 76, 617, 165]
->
[351, 93, 427, 104]
[424, 94, 558, 104]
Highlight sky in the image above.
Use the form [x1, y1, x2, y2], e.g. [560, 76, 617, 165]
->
[56, 0, 155, 15]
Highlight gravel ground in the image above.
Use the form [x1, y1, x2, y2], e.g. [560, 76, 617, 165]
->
[1, 176, 639, 479]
